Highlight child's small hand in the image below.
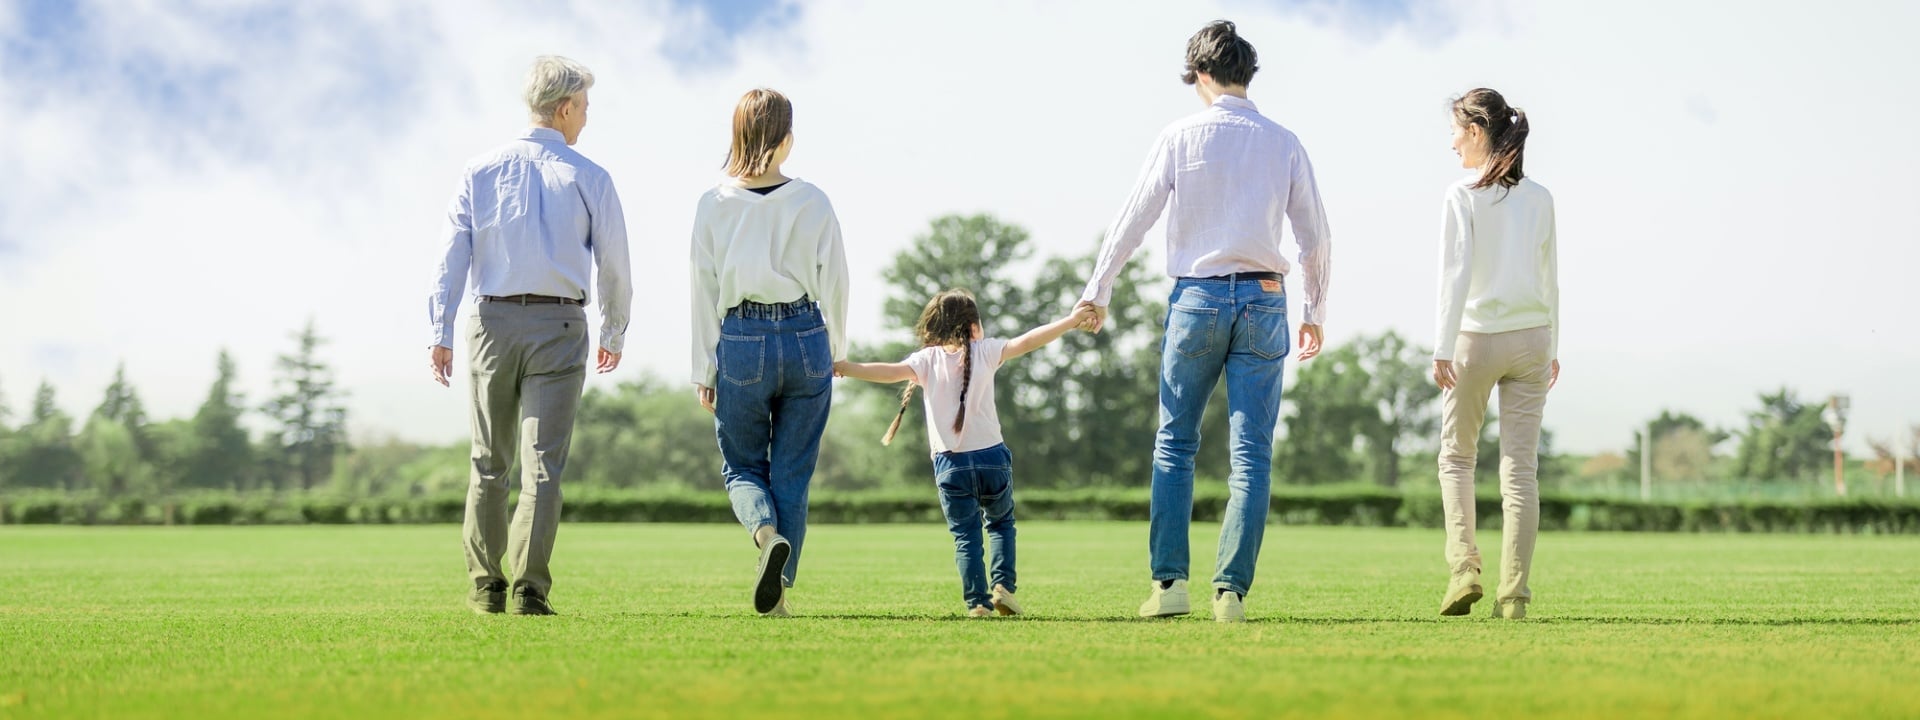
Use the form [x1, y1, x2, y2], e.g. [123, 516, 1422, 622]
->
[1070, 301, 1101, 331]
[832, 360, 850, 378]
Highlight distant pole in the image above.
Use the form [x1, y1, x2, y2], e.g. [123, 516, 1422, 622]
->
[1822, 395, 1850, 497]
[1640, 423, 1652, 502]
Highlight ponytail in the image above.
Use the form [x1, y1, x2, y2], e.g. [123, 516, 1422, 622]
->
[1453, 88, 1528, 192]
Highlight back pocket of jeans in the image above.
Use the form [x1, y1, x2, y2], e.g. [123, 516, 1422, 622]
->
[796, 326, 832, 379]
[719, 334, 765, 386]
[1166, 304, 1217, 359]
[1241, 304, 1290, 360]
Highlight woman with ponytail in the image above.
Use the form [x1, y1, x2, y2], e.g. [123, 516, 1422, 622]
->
[1431, 88, 1560, 620]
[835, 291, 1094, 617]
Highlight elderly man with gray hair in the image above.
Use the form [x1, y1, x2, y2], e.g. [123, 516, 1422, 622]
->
[427, 55, 632, 616]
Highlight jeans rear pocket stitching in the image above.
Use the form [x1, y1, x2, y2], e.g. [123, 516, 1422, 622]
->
[719, 334, 765, 386]
[1167, 304, 1218, 359]
[1242, 303, 1290, 360]
[795, 325, 832, 379]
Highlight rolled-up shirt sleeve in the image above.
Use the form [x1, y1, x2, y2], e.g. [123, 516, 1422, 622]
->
[427, 174, 474, 349]
[588, 173, 634, 354]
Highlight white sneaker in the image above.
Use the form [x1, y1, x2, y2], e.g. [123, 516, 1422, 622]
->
[991, 584, 1024, 616]
[1495, 599, 1527, 619]
[1440, 571, 1483, 617]
[1212, 590, 1246, 623]
[1138, 579, 1191, 618]
[764, 589, 792, 618]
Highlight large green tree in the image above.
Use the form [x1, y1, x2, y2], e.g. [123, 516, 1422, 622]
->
[185, 350, 254, 489]
[1732, 389, 1831, 482]
[79, 363, 153, 495]
[1352, 331, 1440, 487]
[14, 381, 82, 489]
[262, 320, 349, 491]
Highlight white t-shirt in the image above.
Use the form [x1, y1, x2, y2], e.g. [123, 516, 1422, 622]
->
[903, 339, 1008, 456]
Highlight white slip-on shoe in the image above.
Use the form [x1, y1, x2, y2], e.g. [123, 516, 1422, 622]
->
[1212, 590, 1246, 623]
[1495, 599, 1527, 619]
[968, 605, 994, 618]
[1440, 571, 1483, 617]
[1138, 579, 1192, 618]
[991, 584, 1024, 616]
[765, 589, 792, 618]
[754, 535, 791, 615]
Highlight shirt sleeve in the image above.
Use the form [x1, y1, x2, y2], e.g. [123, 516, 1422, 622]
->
[588, 172, 634, 354]
[813, 195, 851, 362]
[903, 348, 932, 386]
[1433, 186, 1475, 360]
[427, 173, 474, 349]
[981, 339, 1010, 370]
[1081, 130, 1176, 307]
[690, 197, 723, 387]
[1287, 144, 1333, 326]
[1543, 200, 1560, 361]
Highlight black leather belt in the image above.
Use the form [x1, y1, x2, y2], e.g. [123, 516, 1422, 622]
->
[479, 294, 583, 306]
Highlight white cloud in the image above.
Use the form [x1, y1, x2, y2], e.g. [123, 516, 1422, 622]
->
[1, 0, 1916, 454]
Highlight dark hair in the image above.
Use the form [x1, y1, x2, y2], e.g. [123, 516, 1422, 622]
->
[724, 88, 792, 178]
[1183, 20, 1258, 87]
[914, 289, 981, 434]
[1452, 88, 1529, 191]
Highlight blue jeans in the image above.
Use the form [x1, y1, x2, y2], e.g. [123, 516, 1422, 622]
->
[933, 443, 1016, 609]
[1150, 277, 1289, 597]
[715, 299, 834, 587]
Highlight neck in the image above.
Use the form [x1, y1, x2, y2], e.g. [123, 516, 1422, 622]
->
[738, 167, 789, 188]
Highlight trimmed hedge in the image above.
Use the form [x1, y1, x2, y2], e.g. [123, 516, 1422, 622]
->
[3, 489, 1918, 533]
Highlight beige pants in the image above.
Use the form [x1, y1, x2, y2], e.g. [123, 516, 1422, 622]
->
[1438, 326, 1551, 603]
[463, 301, 589, 598]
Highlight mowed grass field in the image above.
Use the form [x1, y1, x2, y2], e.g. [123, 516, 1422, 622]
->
[2, 523, 1918, 719]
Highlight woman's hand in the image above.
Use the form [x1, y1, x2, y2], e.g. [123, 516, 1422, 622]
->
[1549, 360, 1561, 390]
[694, 384, 716, 414]
[1432, 359, 1457, 390]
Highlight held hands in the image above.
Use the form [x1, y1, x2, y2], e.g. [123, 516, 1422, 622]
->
[832, 361, 851, 378]
[1074, 301, 1108, 334]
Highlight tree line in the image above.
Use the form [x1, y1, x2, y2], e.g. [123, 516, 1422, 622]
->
[1, 214, 1911, 498]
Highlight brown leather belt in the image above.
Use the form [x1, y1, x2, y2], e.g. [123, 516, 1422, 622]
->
[479, 294, 583, 306]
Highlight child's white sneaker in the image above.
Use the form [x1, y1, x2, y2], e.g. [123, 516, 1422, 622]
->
[1138, 579, 1191, 618]
[1440, 570, 1483, 617]
[1212, 589, 1246, 623]
[991, 584, 1023, 616]
[967, 605, 993, 618]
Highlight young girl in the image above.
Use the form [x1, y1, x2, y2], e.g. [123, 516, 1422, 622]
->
[835, 291, 1094, 617]
[690, 88, 849, 617]
[1431, 88, 1559, 620]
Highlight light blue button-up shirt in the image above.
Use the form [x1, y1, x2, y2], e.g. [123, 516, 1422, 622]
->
[427, 127, 633, 352]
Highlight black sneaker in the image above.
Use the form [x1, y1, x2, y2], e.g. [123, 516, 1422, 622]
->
[468, 580, 507, 615]
[510, 587, 557, 616]
[754, 535, 792, 614]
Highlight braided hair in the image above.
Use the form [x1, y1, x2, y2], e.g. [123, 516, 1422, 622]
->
[914, 289, 982, 434]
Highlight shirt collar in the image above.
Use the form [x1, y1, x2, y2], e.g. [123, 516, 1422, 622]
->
[522, 127, 565, 142]
[1213, 94, 1258, 112]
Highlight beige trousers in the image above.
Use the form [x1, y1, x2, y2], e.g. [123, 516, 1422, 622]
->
[1438, 326, 1551, 603]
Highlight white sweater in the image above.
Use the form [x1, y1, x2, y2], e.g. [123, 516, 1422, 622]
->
[689, 179, 850, 387]
[1433, 176, 1559, 360]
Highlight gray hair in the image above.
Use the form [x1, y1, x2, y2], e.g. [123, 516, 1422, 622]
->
[524, 55, 595, 121]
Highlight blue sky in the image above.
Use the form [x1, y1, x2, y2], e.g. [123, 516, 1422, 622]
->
[0, 0, 1916, 456]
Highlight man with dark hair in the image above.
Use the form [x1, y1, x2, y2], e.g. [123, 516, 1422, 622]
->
[1079, 20, 1332, 623]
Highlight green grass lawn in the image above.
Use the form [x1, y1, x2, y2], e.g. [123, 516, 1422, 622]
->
[2, 523, 1917, 719]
